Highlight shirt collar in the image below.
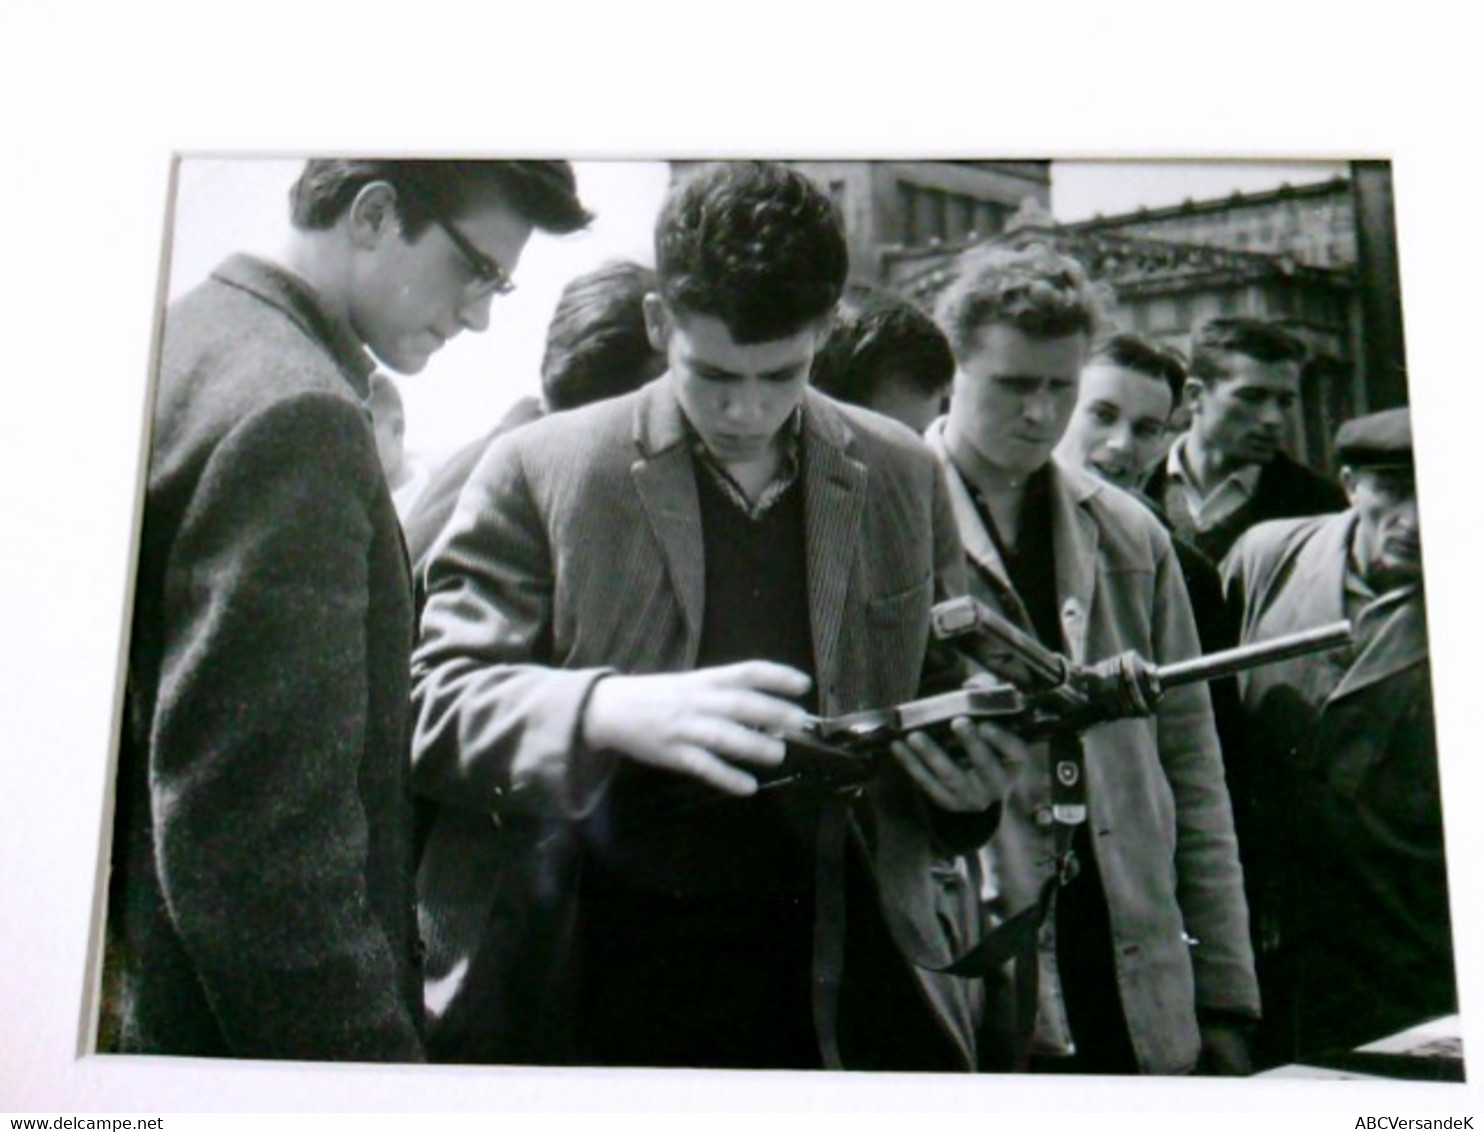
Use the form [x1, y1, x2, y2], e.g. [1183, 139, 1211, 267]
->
[1167, 433, 1262, 497]
[686, 405, 804, 521]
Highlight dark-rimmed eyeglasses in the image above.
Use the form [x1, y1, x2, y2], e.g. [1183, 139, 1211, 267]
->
[428, 213, 516, 299]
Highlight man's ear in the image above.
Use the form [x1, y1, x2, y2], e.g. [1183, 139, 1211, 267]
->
[1340, 465, 1359, 505]
[1183, 377, 1206, 415]
[347, 182, 401, 250]
[642, 293, 671, 353]
[811, 313, 836, 354]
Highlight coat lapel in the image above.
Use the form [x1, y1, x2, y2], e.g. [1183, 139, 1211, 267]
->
[1330, 586, 1429, 704]
[1280, 511, 1351, 630]
[925, 421, 1015, 597]
[1048, 460, 1100, 664]
[1262, 514, 1353, 706]
[802, 393, 867, 694]
[629, 377, 705, 645]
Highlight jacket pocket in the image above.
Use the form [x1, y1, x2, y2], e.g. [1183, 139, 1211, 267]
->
[857, 574, 934, 707]
[866, 572, 934, 618]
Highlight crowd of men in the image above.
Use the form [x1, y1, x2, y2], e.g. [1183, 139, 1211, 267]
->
[103, 158, 1455, 1076]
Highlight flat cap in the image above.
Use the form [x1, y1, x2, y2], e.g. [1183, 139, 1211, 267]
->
[1335, 406, 1412, 469]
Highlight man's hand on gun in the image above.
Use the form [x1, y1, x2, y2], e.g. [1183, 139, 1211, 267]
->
[579, 597, 1349, 813]
[581, 658, 1021, 814]
[583, 661, 813, 796]
[890, 717, 1031, 813]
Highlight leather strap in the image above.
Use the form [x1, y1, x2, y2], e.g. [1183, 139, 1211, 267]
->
[812, 796, 851, 1069]
[808, 739, 1087, 1068]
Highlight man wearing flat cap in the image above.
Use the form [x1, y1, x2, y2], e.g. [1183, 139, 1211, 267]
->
[1222, 407, 1457, 1065]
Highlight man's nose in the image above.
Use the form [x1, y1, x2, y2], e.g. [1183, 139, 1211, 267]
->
[1104, 421, 1134, 452]
[724, 384, 767, 423]
[1258, 399, 1288, 427]
[1021, 388, 1054, 424]
[459, 291, 495, 333]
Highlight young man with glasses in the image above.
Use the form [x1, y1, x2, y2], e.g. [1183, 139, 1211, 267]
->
[104, 159, 589, 1061]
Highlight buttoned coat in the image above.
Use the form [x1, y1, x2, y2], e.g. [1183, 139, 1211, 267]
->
[106, 255, 424, 1060]
[925, 422, 1259, 1075]
[410, 377, 984, 1068]
[1223, 513, 1453, 1056]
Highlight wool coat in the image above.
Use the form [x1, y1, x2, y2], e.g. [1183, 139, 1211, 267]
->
[105, 255, 424, 1061]
[409, 377, 987, 1068]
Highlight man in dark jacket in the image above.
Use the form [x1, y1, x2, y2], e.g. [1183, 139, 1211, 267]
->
[105, 159, 589, 1061]
[1224, 407, 1455, 1063]
[1143, 318, 1346, 565]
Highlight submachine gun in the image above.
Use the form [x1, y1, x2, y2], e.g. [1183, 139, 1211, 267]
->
[776, 596, 1353, 790]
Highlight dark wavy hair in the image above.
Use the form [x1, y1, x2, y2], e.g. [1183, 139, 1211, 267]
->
[1189, 317, 1307, 385]
[540, 261, 664, 411]
[655, 161, 848, 344]
[934, 243, 1105, 358]
[289, 159, 592, 237]
[811, 286, 955, 403]
[1091, 332, 1188, 406]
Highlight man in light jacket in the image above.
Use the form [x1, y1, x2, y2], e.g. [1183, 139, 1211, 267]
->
[927, 243, 1259, 1075]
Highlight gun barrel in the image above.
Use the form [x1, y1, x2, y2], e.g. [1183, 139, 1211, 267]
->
[1155, 620, 1353, 689]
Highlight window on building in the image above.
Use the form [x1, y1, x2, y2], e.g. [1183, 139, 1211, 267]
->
[950, 195, 976, 242]
[896, 180, 1013, 247]
[974, 201, 1004, 239]
[898, 183, 919, 245]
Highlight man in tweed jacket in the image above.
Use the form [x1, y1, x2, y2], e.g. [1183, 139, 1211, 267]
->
[105, 160, 589, 1060]
[411, 162, 1025, 1070]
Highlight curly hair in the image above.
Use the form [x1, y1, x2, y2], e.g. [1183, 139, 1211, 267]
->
[933, 243, 1104, 358]
[289, 159, 592, 238]
[1189, 317, 1307, 384]
[655, 161, 848, 344]
[811, 285, 955, 402]
[540, 260, 664, 411]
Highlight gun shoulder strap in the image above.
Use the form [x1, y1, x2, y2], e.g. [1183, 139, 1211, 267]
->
[812, 796, 850, 1070]
[810, 740, 1085, 1068]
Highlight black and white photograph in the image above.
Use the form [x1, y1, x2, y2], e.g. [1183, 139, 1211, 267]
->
[4, 6, 1482, 1120]
[91, 155, 1459, 1079]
